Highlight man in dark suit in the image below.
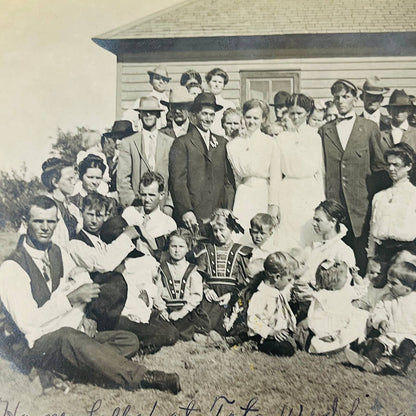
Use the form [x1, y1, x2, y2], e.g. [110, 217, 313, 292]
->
[160, 86, 193, 140]
[359, 76, 391, 132]
[169, 92, 235, 230]
[117, 97, 174, 211]
[380, 89, 416, 153]
[319, 79, 384, 274]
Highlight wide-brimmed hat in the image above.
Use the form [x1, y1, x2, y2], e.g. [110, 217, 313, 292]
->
[190, 92, 223, 113]
[270, 91, 290, 107]
[147, 65, 171, 81]
[133, 96, 163, 112]
[160, 86, 194, 107]
[383, 89, 413, 108]
[359, 76, 390, 96]
[103, 120, 135, 139]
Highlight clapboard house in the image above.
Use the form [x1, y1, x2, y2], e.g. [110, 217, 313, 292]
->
[93, 0, 416, 118]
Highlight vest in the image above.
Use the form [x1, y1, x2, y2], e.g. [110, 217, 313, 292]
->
[73, 229, 95, 247]
[0, 240, 64, 354]
[158, 261, 197, 312]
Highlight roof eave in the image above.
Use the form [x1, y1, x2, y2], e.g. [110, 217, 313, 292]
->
[92, 31, 416, 57]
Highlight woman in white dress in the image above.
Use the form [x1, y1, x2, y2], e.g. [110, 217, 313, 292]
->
[227, 99, 280, 239]
[275, 93, 325, 250]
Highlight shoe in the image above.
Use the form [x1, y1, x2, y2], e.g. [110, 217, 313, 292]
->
[375, 356, 408, 375]
[193, 333, 209, 344]
[345, 348, 376, 372]
[141, 370, 181, 395]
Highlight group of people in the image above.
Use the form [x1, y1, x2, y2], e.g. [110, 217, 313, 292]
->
[1, 65, 416, 395]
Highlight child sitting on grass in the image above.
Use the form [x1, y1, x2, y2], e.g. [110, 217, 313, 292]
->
[346, 260, 416, 374]
[194, 209, 252, 336]
[353, 256, 390, 313]
[157, 228, 209, 340]
[304, 259, 367, 354]
[246, 252, 297, 356]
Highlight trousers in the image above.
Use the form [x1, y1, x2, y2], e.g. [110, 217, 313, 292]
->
[116, 311, 179, 354]
[29, 327, 148, 389]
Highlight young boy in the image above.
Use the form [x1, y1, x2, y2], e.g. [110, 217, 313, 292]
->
[249, 213, 279, 265]
[69, 192, 140, 330]
[346, 261, 416, 374]
[147, 65, 171, 128]
[246, 252, 297, 356]
[353, 256, 390, 312]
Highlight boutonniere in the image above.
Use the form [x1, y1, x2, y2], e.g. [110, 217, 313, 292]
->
[209, 136, 218, 148]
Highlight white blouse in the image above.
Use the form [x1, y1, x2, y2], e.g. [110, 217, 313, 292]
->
[227, 131, 281, 205]
[370, 179, 416, 243]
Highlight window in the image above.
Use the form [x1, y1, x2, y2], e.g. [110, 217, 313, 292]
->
[240, 70, 300, 105]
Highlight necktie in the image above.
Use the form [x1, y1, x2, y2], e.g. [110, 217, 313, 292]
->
[42, 252, 51, 283]
[336, 116, 354, 124]
[148, 133, 156, 170]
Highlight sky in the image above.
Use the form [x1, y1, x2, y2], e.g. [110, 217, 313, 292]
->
[0, 0, 182, 177]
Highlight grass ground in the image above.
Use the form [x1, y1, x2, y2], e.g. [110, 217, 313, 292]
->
[0, 231, 415, 416]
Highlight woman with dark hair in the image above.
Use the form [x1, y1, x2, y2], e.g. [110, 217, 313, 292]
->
[70, 154, 108, 210]
[205, 67, 236, 136]
[293, 200, 357, 306]
[180, 69, 202, 87]
[227, 99, 280, 239]
[40, 157, 82, 250]
[275, 93, 325, 249]
[368, 143, 416, 260]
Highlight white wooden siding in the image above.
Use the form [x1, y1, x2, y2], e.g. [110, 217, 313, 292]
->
[116, 56, 416, 118]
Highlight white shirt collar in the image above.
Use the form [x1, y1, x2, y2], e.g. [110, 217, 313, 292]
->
[392, 119, 409, 131]
[363, 109, 381, 124]
[196, 126, 211, 149]
[23, 238, 48, 261]
[173, 119, 189, 137]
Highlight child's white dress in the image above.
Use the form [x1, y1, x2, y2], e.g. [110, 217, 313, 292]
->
[370, 292, 416, 353]
[308, 285, 368, 353]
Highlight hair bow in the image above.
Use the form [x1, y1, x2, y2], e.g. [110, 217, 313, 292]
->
[226, 213, 244, 234]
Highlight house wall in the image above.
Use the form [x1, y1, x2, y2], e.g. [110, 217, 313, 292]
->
[116, 56, 416, 119]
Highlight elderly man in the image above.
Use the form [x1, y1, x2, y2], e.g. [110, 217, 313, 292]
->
[0, 195, 180, 393]
[169, 92, 235, 230]
[117, 96, 174, 210]
[319, 79, 384, 275]
[359, 76, 391, 131]
[160, 86, 194, 139]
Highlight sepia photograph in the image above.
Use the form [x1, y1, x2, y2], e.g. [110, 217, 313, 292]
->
[0, 0, 416, 414]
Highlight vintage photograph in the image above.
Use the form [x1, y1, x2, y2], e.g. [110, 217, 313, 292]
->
[1, 0, 416, 415]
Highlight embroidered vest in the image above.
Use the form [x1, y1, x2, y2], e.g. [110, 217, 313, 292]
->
[159, 261, 197, 311]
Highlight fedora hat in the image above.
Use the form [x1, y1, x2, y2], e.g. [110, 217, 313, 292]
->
[103, 120, 135, 139]
[384, 89, 412, 108]
[160, 86, 194, 107]
[147, 65, 171, 81]
[190, 92, 223, 113]
[133, 96, 163, 112]
[270, 91, 290, 107]
[359, 76, 390, 95]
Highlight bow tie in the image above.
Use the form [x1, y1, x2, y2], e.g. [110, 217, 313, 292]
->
[337, 116, 354, 124]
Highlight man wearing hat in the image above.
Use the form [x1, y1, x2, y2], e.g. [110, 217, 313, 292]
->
[169, 92, 235, 230]
[117, 96, 174, 210]
[380, 89, 416, 153]
[102, 120, 136, 195]
[319, 79, 384, 275]
[147, 65, 171, 128]
[359, 76, 391, 131]
[160, 86, 194, 139]
[270, 91, 290, 122]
